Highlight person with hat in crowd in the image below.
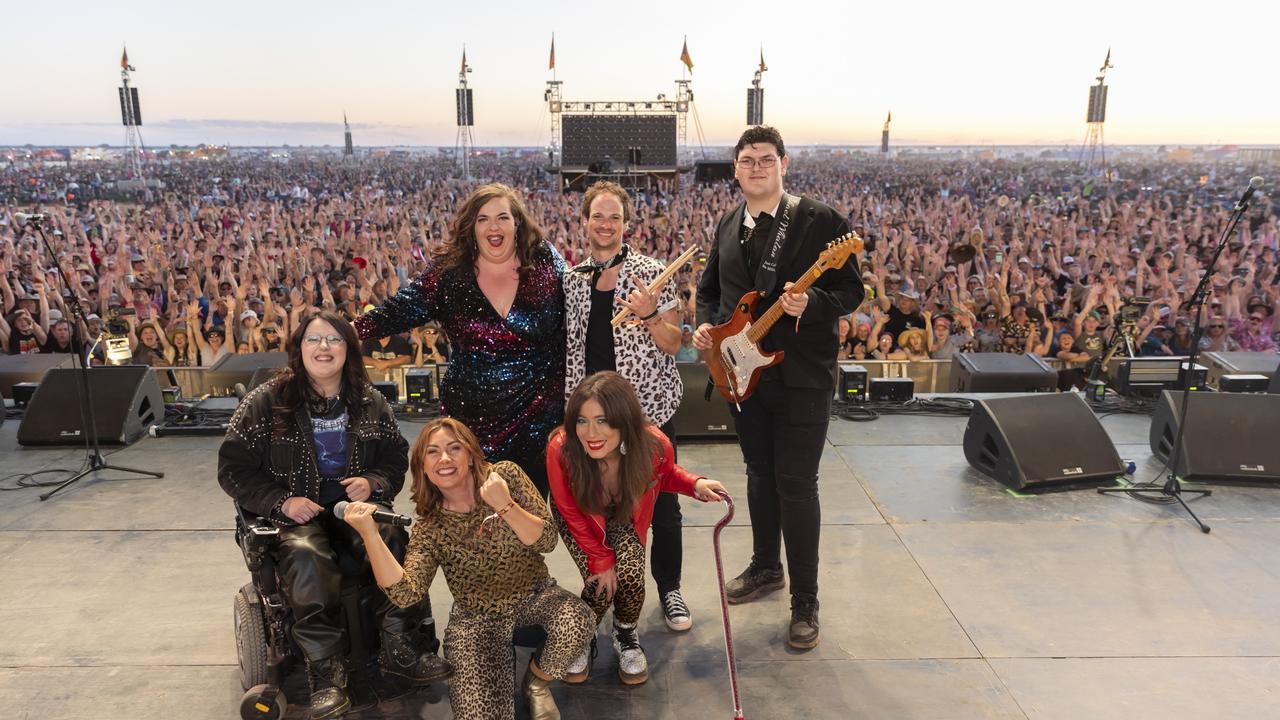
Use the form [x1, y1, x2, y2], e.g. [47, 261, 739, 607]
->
[1230, 303, 1277, 352]
[675, 323, 699, 362]
[874, 272, 926, 339]
[889, 325, 931, 361]
[929, 310, 975, 360]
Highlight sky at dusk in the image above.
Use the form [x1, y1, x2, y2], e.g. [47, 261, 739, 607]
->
[2, 0, 1277, 148]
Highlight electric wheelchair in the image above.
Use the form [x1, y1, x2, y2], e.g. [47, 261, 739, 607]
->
[231, 504, 445, 719]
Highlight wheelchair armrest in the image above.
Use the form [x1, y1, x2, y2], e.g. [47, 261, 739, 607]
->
[235, 505, 280, 571]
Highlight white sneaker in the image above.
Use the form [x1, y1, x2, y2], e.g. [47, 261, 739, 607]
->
[660, 589, 693, 632]
[612, 621, 648, 685]
[563, 638, 594, 684]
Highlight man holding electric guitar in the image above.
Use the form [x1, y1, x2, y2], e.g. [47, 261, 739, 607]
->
[692, 126, 863, 650]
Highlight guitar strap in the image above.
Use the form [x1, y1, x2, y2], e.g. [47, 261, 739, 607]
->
[754, 193, 799, 297]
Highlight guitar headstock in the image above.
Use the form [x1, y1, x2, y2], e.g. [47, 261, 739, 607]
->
[816, 232, 865, 271]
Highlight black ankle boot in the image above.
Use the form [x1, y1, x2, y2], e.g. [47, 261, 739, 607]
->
[380, 631, 454, 685]
[307, 656, 351, 720]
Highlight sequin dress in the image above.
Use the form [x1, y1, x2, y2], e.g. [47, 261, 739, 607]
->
[354, 245, 566, 493]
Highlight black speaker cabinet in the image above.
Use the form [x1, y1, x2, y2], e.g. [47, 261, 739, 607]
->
[0, 352, 77, 397]
[964, 393, 1124, 492]
[1271, 366, 1280, 394]
[17, 365, 163, 446]
[951, 353, 1057, 393]
[673, 362, 736, 440]
[206, 352, 287, 396]
[1202, 351, 1279, 389]
[1149, 390, 1280, 484]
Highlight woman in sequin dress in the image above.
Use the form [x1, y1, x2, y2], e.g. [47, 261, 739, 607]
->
[355, 184, 565, 495]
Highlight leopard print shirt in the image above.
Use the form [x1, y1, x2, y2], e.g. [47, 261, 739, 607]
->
[564, 245, 683, 426]
[382, 461, 559, 617]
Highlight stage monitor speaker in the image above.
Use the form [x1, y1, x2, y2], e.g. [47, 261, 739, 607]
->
[206, 352, 287, 396]
[963, 393, 1124, 492]
[1271, 365, 1280, 394]
[1202, 351, 1279, 389]
[1149, 390, 1280, 484]
[951, 353, 1056, 393]
[673, 362, 736, 440]
[17, 365, 163, 446]
[0, 352, 77, 397]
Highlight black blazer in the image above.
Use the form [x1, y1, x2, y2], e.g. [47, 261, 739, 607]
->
[696, 196, 863, 390]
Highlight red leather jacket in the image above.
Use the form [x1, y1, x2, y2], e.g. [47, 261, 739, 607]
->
[547, 426, 701, 575]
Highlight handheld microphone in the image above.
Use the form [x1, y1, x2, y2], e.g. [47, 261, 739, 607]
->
[14, 212, 46, 225]
[333, 500, 412, 527]
[1236, 176, 1264, 209]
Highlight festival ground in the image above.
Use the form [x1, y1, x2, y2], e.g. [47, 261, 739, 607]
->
[3, 396, 1279, 720]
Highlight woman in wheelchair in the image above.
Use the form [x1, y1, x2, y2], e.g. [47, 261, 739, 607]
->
[341, 417, 597, 720]
[218, 310, 452, 720]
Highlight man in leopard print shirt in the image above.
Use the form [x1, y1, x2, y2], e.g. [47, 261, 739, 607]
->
[563, 181, 693, 636]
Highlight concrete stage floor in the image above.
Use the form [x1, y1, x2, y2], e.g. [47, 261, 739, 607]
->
[2, 395, 1279, 720]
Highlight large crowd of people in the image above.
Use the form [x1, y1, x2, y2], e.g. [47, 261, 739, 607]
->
[9, 133, 1278, 720]
[2, 151, 1276, 368]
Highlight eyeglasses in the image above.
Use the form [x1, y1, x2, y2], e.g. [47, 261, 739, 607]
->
[1208, 325, 1225, 329]
[1249, 317, 1264, 323]
[735, 156, 778, 170]
[304, 334, 346, 347]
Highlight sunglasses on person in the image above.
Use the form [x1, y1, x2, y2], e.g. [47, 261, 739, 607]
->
[1249, 316, 1264, 323]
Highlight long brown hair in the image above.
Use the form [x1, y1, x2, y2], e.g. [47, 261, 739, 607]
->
[434, 183, 547, 276]
[271, 310, 370, 437]
[559, 371, 662, 519]
[409, 417, 491, 525]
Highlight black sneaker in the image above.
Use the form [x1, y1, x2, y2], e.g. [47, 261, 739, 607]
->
[724, 562, 785, 605]
[660, 588, 693, 631]
[788, 593, 820, 650]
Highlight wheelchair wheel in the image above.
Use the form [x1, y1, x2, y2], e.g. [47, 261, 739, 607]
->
[239, 684, 287, 720]
[234, 583, 270, 690]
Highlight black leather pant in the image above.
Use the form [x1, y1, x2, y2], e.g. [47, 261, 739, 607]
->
[729, 378, 830, 597]
[275, 503, 428, 662]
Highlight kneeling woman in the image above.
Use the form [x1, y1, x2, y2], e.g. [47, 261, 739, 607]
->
[548, 371, 727, 685]
[343, 417, 595, 720]
[217, 310, 450, 720]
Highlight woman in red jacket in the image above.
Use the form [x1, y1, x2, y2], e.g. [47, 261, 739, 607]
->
[547, 371, 726, 685]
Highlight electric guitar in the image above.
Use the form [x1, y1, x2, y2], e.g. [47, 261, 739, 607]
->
[702, 232, 864, 404]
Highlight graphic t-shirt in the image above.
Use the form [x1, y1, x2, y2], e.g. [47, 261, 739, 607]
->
[311, 400, 349, 504]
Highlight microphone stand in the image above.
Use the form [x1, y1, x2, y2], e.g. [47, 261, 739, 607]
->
[1094, 192, 1260, 533]
[26, 219, 164, 501]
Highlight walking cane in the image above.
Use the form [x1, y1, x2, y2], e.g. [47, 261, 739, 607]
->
[713, 490, 745, 720]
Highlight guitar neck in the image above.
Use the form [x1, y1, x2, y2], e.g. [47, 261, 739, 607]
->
[745, 262, 824, 343]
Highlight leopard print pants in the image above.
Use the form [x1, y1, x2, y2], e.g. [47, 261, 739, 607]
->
[443, 579, 595, 720]
[553, 509, 647, 627]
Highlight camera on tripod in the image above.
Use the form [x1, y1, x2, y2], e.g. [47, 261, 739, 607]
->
[1117, 296, 1151, 325]
[103, 307, 137, 364]
[104, 306, 136, 335]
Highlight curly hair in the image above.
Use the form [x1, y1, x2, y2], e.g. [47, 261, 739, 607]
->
[734, 125, 787, 159]
[433, 183, 548, 276]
